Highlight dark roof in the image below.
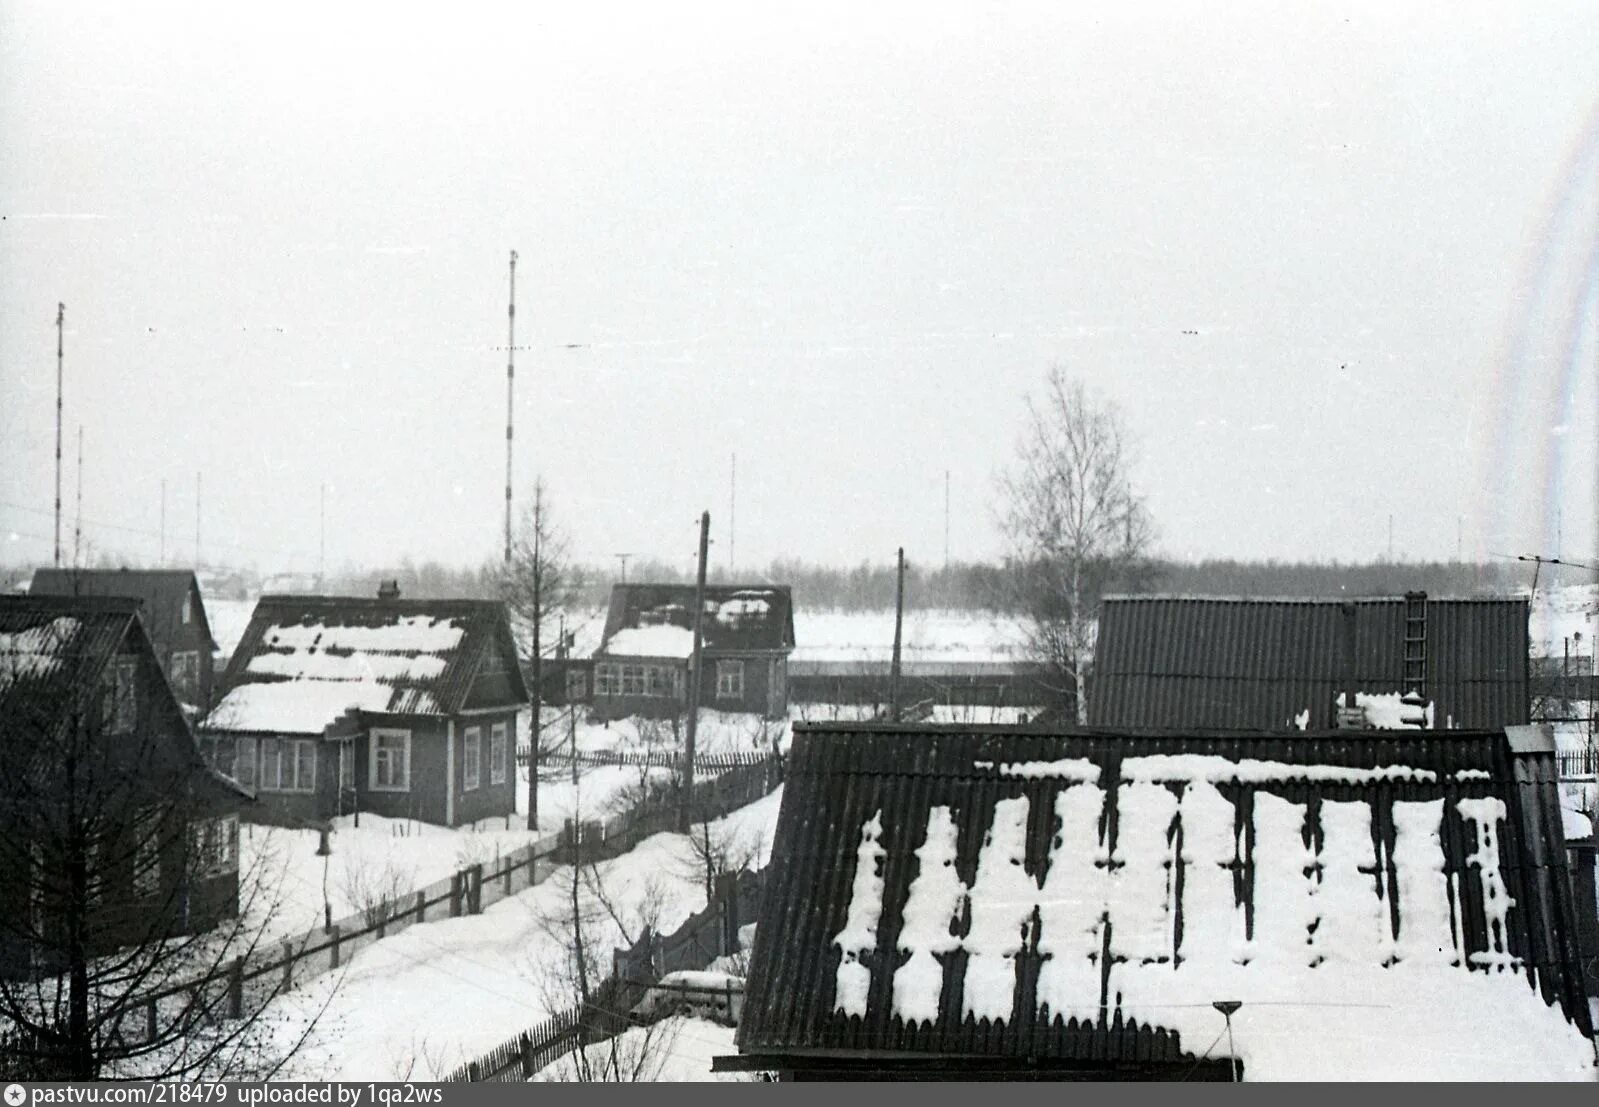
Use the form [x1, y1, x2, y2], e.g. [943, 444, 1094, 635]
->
[0, 594, 141, 718]
[736, 722, 1594, 1078]
[596, 583, 796, 657]
[1090, 594, 1529, 729]
[204, 595, 529, 735]
[30, 568, 219, 653]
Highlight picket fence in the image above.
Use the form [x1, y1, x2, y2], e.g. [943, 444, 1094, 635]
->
[445, 867, 768, 1082]
[80, 753, 783, 1056]
[519, 746, 774, 774]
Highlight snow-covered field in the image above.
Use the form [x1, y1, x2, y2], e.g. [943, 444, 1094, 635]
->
[261, 788, 783, 1081]
[531, 1017, 743, 1082]
[1529, 584, 1599, 658]
[792, 608, 1024, 665]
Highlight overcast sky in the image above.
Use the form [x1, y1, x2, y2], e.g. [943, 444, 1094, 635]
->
[3, 1, 1597, 578]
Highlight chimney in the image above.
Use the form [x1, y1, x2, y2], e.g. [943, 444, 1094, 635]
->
[377, 579, 400, 600]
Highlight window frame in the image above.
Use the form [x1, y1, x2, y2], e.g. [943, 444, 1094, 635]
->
[106, 658, 138, 733]
[233, 735, 258, 790]
[593, 663, 617, 696]
[463, 725, 482, 791]
[490, 722, 508, 786]
[716, 659, 745, 700]
[620, 664, 645, 696]
[369, 728, 412, 792]
[566, 669, 589, 702]
[171, 650, 201, 700]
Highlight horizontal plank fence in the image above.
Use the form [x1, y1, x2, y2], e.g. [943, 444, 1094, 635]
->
[446, 868, 768, 1082]
[86, 752, 782, 1057]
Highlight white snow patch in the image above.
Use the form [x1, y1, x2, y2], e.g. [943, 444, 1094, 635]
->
[531, 1016, 742, 1082]
[1456, 797, 1518, 969]
[206, 679, 403, 734]
[1339, 691, 1435, 729]
[1563, 807, 1593, 840]
[962, 797, 1036, 1023]
[1122, 755, 1436, 786]
[974, 758, 1101, 782]
[832, 811, 886, 1018]
[0, 616, 80, 685]
[264, 616, 466, 654]
[1390, 800, 1460, 966]
[1291, 708, 1310, 731]
[603, 625, 694, 659]
[1033, 784, 1109, 1024]
[892, 806, 967, 1025]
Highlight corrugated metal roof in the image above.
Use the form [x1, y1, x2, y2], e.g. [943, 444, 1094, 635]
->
[0, 594, 138, 717]
[736, 722, 1593, 1074]
[1091, 596, 1528, 729]
[596, 583, 796, 658]
[204, 595, 527, 734]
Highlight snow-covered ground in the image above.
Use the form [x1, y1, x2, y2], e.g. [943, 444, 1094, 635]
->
[531, 1017, 745, 1082]
[1529, 584, 1599, 658]
[792, 608, 1024, 665]
[260, 788, 783, 1081]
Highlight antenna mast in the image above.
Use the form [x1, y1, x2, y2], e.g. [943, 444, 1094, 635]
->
[54, 303, 64, 567]
[504, 250, 517, 565]
[73, 427, 83, 567]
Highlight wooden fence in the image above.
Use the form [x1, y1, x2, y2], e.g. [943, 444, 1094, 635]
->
[518, 747, 774, 773]
[446, 868, 768, 1082]
[80, 753, 783, 1057]
[1558, 748, 1598, 779]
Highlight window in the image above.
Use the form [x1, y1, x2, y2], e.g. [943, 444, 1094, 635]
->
[490, 722, 508, 786]
[171, 651, 200, 701]
[463, 726, 481, 791]
[593, 663, 617, 696]
[370, 729, 411, 791]
[181, 591, 193, 625]
[566, 669, 588, 702]
[620, 665, 645, 696]
[233, 736, 257, 790]
[646, 665, 673, 698]
[257, 737, 316, 792]
[716, 659, 744, 700]
[134, 812, 166, 898]
[103, 659, 137, 733]
[192, 816, 238, 877]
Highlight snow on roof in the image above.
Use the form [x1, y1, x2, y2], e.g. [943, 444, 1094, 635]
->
[207, 680, 409, 735]
[0, 616, 81, 688]
[261, 616, 465, 654]
[1564, 806, 1593, 840]
[1347, 691, 1435, 729]
[603, 624, 695, 659]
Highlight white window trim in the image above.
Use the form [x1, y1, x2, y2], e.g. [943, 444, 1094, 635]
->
[256, 737, 316, 793]
[463, 725, 482, 791]
[490, 722, 507, 786]
[716, 659, 744, 700]
[369, 728, 412, 792]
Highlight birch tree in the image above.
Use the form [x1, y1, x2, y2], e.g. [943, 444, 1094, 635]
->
[999, 369, 1154, 722]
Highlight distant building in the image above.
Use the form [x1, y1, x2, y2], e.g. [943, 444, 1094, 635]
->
[30, 568, 221, 714]
[199, 586, 528, 828]
[589, 584, 796, 721]
[0, 595, 247, 976]
[1090, 593, 1530, 730]
[721, 721, 1595, 1080]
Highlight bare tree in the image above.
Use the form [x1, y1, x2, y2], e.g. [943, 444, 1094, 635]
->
[998, 369, 1156, 722]
[676, 810, 763, 909]
[0, 615, 323, 1080]
[490, 478, 586, 830]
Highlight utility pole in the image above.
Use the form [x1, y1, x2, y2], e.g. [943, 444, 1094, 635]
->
[54, 303, 64, 567]
[504, 250, 518, 566]
[73, 427, 83, 568]
[681, 511, 710, 832]
[160, 479, 167, 566]
[614, 553, 631, 584]
[890, 547, 905, 721]
[528, 481, 545, 832]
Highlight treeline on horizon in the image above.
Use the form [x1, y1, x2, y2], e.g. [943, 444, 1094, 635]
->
[9, 553, 1558, 611]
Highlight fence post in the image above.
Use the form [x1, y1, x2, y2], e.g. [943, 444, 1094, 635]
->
[467, 1061, 480, 1082]
[329, 926, 341, 970]
[416, 889, 426, 923]
[716, 872, 739, 956]
[470, 864, 484, 914]
[450, 872, 463, 918]
[228, 956, 244, 1017]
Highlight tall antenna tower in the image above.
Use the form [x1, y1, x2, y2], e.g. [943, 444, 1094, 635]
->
[504, 250, 518, 565]
[73, 427, 83, 568]
[54, 303, 64, 567]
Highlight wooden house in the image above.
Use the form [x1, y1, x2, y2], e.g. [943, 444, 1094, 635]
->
[200, 588, 528, 828]
[30, 568, 220, 715]
[0, 595, 247, 977]
[721, 721, 1596, 1080]
[589, 584, 796, 721]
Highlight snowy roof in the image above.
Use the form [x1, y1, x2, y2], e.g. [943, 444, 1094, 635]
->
[596, 583, 795, 658]
[1092, 594, 1529, 730]
[736, 724, 1596, 1080]
[203, 595, 527, 734]
[0, 595, 139, 711]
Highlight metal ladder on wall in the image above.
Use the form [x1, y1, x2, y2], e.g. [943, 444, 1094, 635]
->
[1402, 591, 1427, 699]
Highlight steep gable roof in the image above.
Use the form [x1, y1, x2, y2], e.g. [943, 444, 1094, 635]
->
[596, 583, 795, 658]
[30, 568, 219, 654]
[204, 595, 528, 735]
[1091, 594, 1529, 729]
[0, 594, 139, 718]
[736, 722, 1595, 1080]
